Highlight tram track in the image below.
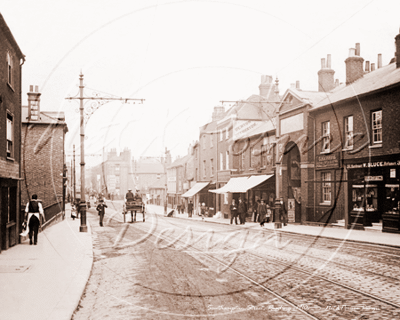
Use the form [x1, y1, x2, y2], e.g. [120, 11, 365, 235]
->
[120, 213, 400, 319]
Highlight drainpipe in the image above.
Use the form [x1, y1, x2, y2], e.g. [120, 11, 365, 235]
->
[308, 114, 317, 222]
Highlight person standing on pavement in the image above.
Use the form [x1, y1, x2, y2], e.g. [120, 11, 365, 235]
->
[25, 194, 45, 245]
[253, 199, 260, 222]
[188, 201, 193, 217]
[238, 198, 246, 225]
[200, 202, 207, 221]
[96, 198, 107, 227]
[259, 199, 268, 226]
[230, 199, 238, 224]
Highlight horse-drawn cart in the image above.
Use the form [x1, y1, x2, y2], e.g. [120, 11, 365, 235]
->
[123, 199, 145, 222]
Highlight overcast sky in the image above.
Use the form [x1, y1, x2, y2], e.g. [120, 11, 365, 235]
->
[2, 0, 400, 166]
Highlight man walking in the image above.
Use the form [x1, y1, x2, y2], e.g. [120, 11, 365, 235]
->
[25, 194, 45, 245]
[96, 198, 107, 227]
[230, 199, 238, 224]
[188, 201, 194, 217]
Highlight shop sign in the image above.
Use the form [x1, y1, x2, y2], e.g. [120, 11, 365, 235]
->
[365, 176, 383, 181]
[316, 152, 340, 169]
[390, 169, 396, 178]
[347, 160, 400, 169]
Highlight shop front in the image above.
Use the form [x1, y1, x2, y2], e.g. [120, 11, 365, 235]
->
[346, 156, 400, 232]
[211, 174, 275, 221]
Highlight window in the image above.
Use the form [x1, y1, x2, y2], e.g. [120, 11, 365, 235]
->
[321, 121, 330, 153]
[7, 52, 13, 86]
[210, 159, 214, 176]
[344, 116, 353, 149]
[196, 168, 198, 180]
[6, 113, 13, 158]
[240, 151, 245, 170]
[210, 133, 213, 148]
[226, 127, 229, 140]
[203, 135, 206, 150]
[226, 151, 229, 170]
[372, 110, 382, 144]
[203, 160, 206, 177]
[322, 172, 331, 204]
[219, 130, 223, 141]
[220, 152, 223, 170]
[115, 164, 120, 174]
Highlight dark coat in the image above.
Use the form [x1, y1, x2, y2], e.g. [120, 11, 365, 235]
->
[238, 202, 246, 215]
[96, 202, 108, 215]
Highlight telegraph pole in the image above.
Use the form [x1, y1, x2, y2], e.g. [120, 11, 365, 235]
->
[66, 73, 145, 232]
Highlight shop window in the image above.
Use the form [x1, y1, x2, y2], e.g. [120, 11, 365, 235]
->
[6, 113, 13, 158]
[344, 116, 353, 149]
[321, 172, 331, 204]
[372, 110, 382, 144]
[321, 121, 330, 153]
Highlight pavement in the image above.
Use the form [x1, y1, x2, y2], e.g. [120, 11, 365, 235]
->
[0, 201, 399, 320]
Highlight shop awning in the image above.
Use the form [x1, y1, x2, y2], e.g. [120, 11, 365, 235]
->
[181, 182, 209, 197]
[210, 175, 274, 194]
[244, 174, 274, 190]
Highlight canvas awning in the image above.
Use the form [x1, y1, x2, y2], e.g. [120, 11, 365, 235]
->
[181, 182, 209, 197]
[210, 175, 274, 194]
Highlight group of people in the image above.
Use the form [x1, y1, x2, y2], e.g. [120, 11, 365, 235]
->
[230, 197, 287, 227]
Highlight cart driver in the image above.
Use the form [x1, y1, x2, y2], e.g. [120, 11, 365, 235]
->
[134, 189, 142, 201]
[125, 188, 135, 202]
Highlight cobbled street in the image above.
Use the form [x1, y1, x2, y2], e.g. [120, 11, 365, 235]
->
[71, 203, 400, 320]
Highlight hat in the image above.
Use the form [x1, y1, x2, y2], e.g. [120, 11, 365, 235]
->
[128, 188, 132, 191]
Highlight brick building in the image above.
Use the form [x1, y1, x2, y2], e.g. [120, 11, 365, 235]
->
[21, 86, 68, 222]
[90, 148, 168, 200]
[212, 75, 280, 220]
[308, 34, 400, 233]
[0, 13, 25, 252]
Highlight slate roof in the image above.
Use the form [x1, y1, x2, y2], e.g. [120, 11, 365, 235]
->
[224, 94, 278, 121]
[313, 62, 400, 109]
[22, 106, 67, 125]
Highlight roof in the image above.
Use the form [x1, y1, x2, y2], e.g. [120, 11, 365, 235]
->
[0, 13, 24, 59]
[167, 154, 191, 169]
[134, 159, 165, 174]
[224, 94, 278, 122]
[313, 62, 400, 109]
[22, 106, 67, 125]
[279, 88, 328, 112]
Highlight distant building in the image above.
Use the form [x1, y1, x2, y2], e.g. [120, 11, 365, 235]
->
[21, 85, 68, 222]
[0, 13, 25, 252]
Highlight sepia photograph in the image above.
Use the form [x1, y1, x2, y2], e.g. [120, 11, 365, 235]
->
[1, 0, 400, 319]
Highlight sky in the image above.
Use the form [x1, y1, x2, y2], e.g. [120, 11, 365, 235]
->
[2, 0, 400, 167]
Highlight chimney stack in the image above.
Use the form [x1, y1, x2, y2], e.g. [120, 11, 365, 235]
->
[345, 43, 364, 85]
[371, 63, 376, 71]
[395, 31, 400, 68]
[295, 80, 300, 89]
[27, 85, 41, 121]
[212, 106, 225, 122]
[318, 54, 335, 92]
[259, 75, 274, 99]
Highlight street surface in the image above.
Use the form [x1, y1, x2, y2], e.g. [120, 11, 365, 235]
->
[72, 201, 400, 320]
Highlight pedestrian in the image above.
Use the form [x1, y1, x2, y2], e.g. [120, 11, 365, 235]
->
[238, 198, 246, 225]
[253, 199, 260, 222]
[280, 199, 288, 226]
[259, 199, 268, 227]
[24, 194, 46, 245]
[188, 201, 194, 217]
[230, 199, 238, 224]
[180, 202, 184, 214]
[200, 202, 206, 221]
[96, 198, 108, 227]
[176, 203, 181, 214]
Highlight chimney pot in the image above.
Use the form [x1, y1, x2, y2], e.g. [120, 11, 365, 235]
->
[371, 63, 376, 71]
[290, 83, 295, 89]
[365, 61, 370, 72]
[355, 43, 361, 56]
[349, 48, 356, 57]
[335, 79, 339, 87]
[327, 54, 332, 69]
[296, 80, 300, 89]
[29, 85, 34, 92]
[321, 58, 326, 69]
[377, 54, 382, 68]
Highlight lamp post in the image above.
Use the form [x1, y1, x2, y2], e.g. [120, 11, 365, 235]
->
[66, 73, 145, 232]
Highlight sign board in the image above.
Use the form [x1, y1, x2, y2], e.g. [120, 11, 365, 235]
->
[365, 176, 383, 181]
[287, 198, 295, 223]
[316, 152, 340, 169]
[280, 113, 304, 135]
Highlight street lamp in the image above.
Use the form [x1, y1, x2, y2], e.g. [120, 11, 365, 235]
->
[66, 73, 145, 232]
